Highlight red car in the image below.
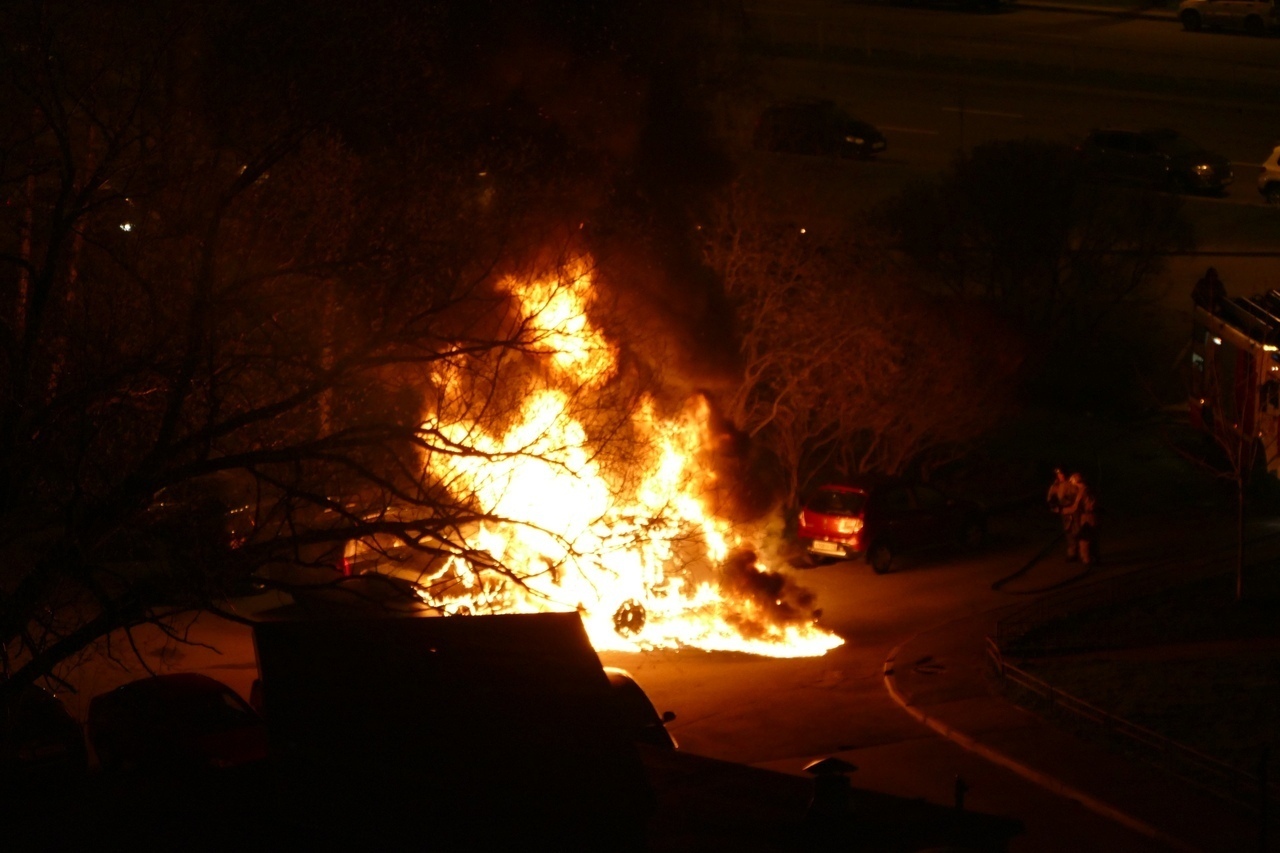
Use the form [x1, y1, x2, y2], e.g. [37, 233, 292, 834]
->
[797, 478, 986, 573]
[87, 673, 267, 772]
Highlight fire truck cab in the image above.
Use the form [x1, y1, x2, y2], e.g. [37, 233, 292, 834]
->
[1190, 279, 1280, 475]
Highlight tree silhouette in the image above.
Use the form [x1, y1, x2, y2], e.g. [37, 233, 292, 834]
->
[700, 184, 1021, 511]
[0, 1, 736, 699]
[873, 138, 1193, 409]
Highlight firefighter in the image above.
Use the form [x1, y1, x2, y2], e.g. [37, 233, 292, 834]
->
[1193, 266, 1226, 315]
[1047, 468, 1080, 560]
[1068, 474, 1099, 566]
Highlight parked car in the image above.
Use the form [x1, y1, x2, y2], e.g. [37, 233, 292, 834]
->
[257, 571, 436, 620]
[87, 673, 267, 772]
[0, 685, 88, 785]
[753, 100, 887, 159]
[1179, 0, 1280, 34]
[893, 0, 1014, 11]
[796, 478, 986, 574]
[1076, 128, 1234, 195]
[1259, 144, 1280, 204]
[604, 667, 677, 750]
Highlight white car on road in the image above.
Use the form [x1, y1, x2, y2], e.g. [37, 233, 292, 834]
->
[1260, 145, 1280, 205]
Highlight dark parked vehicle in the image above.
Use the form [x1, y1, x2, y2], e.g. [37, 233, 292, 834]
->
[796, 478, 986, 574]
[1178, 0, 1280, 34]
[894, 0, 1014, 11]
[604, 667, 677, 751]
[753, 100, 887, 159]
[1076, 128, 1234, 195]
[1, 686, 88, 785]
[87, 673, 267, 772]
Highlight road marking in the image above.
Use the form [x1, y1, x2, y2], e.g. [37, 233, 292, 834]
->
[941, 107, 1025, 119]
[878, 125, 938, 135]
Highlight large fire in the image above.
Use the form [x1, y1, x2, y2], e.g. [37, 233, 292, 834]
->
[406, 259, 842, 658]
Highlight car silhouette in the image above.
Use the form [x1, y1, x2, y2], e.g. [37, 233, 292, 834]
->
[0, 685, 88, 786]
[1178, 0, 1279, 34]
[87, 673, 267, 772]
[604, 667, 677, 751]
[796, 478, 986, 574]
[1076, 128, 1233, 195]
[753, 100, 886, 159]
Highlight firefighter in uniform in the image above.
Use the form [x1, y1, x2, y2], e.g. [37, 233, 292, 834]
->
[1046, 468, 1081, 561]
[1066, 474, 1099, 566]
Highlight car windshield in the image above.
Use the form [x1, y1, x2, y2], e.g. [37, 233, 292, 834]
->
[1151, 132, 1204, 157]
[806, 488, 866, 516]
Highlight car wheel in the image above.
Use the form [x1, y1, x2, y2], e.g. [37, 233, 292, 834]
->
[1180, 9, 1202, 30]
[1245, 15, 1265, 35]
[868, 542, 893, 575]
[1265, 183, 1280, 206]
[961, 519, 986, 550]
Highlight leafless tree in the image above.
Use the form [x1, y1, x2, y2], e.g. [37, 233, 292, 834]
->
[874, 138, 1192, 344]
[0, 3, 677, 700]
[700, 184, 1020, 510]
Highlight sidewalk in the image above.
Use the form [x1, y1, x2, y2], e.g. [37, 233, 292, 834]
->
[883, 606, 1271, 853]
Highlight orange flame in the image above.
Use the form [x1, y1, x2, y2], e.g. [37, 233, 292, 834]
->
[412, 260, 842, 657]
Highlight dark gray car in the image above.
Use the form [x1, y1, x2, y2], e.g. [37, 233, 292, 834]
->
[1076, 128, 1233, 194]
[753, 100, 886, 159]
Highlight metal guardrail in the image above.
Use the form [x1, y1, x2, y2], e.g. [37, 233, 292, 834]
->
[986, 635, 1279, 810]
[995, 529, 1280, 653]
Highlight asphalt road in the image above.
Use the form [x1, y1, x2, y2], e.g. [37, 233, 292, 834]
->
[747, 0, 1280, 88]
[737, 0, 1280, 371]
[736, 52, 1280, 221]
[62, 511, 1175, 852]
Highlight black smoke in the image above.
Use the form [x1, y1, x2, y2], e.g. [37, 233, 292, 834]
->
[719, 549, 821, 637]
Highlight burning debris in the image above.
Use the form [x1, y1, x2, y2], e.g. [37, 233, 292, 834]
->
[403, 258, 843, 658]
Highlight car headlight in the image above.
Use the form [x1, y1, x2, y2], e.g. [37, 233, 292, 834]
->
[1194, 164, 1213, 175]
[846, 136, 864, 145]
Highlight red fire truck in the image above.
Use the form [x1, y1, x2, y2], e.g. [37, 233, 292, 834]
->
[1189, 279, 1280, 475]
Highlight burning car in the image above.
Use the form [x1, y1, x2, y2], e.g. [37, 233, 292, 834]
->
[797, 478, 986, 574]
[399, 260, 844, 658]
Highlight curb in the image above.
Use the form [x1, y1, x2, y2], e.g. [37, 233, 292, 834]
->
[882, 634, 1201, 853]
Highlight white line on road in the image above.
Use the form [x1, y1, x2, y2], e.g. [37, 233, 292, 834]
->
[878, 125, 939, 135]
[1012, 32, 1082, 41]
[940, 107, 1025, 119]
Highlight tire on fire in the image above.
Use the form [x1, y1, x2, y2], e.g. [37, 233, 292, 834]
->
[612, 599, 647, 637]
